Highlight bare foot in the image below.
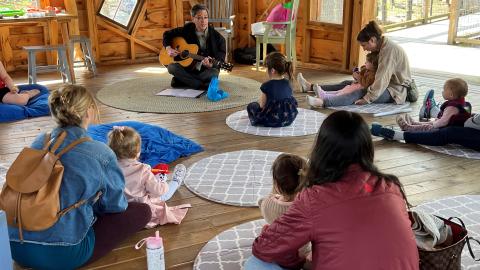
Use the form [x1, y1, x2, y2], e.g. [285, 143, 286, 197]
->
[23, 89, 40, 98]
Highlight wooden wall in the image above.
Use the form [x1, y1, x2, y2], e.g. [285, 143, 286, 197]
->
[0, 0, 375, 72]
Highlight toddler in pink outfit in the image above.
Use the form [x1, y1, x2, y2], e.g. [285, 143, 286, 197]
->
[108, 126, 190, 228]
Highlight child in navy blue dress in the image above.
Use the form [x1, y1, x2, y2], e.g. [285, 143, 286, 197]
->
[247, 52, 298, 127]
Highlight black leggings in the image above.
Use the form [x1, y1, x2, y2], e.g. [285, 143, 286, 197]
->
[86, 202, 152, 264]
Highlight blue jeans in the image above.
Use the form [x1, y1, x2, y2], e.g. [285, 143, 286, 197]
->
[404, 127, 480, 151]
[11, 228, 95, 270]
[244, 256, 288, 270]
[159, 181, 180, 201]
[321, 80, 394, 106]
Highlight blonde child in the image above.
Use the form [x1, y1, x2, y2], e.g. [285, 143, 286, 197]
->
[247, 52, 298, 127]
[258, 153, 311, 261]
[396, 78, 471, 132]
[108, 126, 190, 227]
[303, 51, 379, 108]
[0, 61, 40, 105]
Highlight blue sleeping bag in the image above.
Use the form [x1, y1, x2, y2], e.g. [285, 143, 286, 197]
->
[0, 84, 50, 122]
[87, 121, 203, 166]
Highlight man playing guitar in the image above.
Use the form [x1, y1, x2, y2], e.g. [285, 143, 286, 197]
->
[163, 4, 226, 90]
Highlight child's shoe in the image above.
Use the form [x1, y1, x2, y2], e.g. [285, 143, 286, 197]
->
[171, 164, 187, 185]
[396, 114, 410, 131]
[313, 84, 323, 98]
[370, 122, 383, 136]
[419, 89, 439, 121]
[370, 123, 395, 140]
[306, 95, 323, 108]
[297, 73, 310, 93]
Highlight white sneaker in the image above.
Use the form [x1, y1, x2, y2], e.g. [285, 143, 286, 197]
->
[306, 95, 323, 108]
[171, 164, 186, 185]
[313, 84, 323, 97]
[297, 73, 309, 93]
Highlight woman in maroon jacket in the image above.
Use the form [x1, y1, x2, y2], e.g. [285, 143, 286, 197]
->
[246, 111, 419, 270]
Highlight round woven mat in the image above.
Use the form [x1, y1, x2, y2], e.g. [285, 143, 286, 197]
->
[96, 74, 260, 113]
[184, 150, 281, 207]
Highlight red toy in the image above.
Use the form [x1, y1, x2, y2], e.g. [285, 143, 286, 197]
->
[151, 163, 169, 175]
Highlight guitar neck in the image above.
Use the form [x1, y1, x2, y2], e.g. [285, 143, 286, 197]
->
[187, 53, 207, 62]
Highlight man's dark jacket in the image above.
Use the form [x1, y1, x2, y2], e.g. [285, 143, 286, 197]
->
[162, 22, 226, 63]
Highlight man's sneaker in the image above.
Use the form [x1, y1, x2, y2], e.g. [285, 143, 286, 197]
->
[419, 89, 438, 121]
[171, 164, 186, 185]
[297, 73, 310, 93]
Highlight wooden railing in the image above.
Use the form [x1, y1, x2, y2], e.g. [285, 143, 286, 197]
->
[376, 0, 450, 31]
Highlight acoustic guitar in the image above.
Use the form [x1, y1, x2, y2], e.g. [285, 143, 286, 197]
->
[159, 37, 233, 72]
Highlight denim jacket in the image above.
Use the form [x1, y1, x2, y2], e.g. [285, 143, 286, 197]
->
[8, 126, 128, 246]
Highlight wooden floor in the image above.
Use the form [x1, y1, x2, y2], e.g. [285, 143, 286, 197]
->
[3, 63, 480, 270]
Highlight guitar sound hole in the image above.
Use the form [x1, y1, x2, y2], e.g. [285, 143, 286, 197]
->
[180, 50, 190, 59]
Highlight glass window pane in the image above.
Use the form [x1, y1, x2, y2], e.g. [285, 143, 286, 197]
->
[99, 0, 139, 28]
[0, 0, 39, 11]
[310, 0, 344, 25]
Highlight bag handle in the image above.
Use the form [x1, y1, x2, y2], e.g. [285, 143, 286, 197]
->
[448, 217, 480, 262]
[56, 137, 92, 158]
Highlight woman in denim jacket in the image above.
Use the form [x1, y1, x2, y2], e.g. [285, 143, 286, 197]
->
[9, 85, 151, 270]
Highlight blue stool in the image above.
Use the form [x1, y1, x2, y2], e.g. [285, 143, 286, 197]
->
[0, 211, 13, 270]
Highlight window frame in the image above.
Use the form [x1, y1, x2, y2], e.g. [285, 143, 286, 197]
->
[97, 0, 144, 33]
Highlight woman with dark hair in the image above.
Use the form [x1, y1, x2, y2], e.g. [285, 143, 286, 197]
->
[300, 20, 416, 107]
[245, 111, 419, 270]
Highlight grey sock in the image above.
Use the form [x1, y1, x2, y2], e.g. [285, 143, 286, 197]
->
[393, 130, 404, 141]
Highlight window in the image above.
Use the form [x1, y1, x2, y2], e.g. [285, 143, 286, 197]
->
[98, 0, 143, 32]
[310, 0, 344, 25]
[0, 0, 39, 10]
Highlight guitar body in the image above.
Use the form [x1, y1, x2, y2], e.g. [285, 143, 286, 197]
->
[159, 37, 199, 68]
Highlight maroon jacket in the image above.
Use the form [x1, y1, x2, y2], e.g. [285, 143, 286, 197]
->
[251, 165, 419, 270]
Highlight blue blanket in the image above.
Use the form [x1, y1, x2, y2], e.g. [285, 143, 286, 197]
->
[87, 121, 203, 166]
[0, 84, 50, 122]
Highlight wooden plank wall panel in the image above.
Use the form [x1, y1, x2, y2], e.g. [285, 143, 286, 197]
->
[0, 0, 374, 71]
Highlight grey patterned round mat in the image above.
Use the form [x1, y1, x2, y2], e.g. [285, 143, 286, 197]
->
[414, 195, 480, 269]
[328, 102, 412, 117]
[226, 108, 327, 137]
[194, 219, 266, 270]
[420, 144, 480, 160]
[184, 150, 281, 206]
[96, 74, 260, 113]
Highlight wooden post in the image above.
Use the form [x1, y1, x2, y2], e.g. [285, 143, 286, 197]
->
[349, 0, 375, 70]
[64, 0, 81, 61]
[130, 1, 148, 61]
[301, 0, 310, 64]
[381, 0, 387, 23]
[86, 0, 100, 62]
[406, 0, 413, 21]
[247, 0, 255, 47]
[0, 27, 14, 71]
[447, 0, 460, 44]
[423, 0, 431, 23]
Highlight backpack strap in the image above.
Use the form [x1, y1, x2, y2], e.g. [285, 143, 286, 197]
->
[50, 131, 68, 153]
[57, 190, 103, 217]
[56, 137, 92, 158]
[42, 133, 52, 150]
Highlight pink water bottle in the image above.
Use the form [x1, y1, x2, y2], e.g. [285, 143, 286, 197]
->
[135, 231, 165, 270]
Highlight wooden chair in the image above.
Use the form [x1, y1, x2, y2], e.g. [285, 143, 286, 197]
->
[254, 0, 300, 71]
[204, 0, 235, 62]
